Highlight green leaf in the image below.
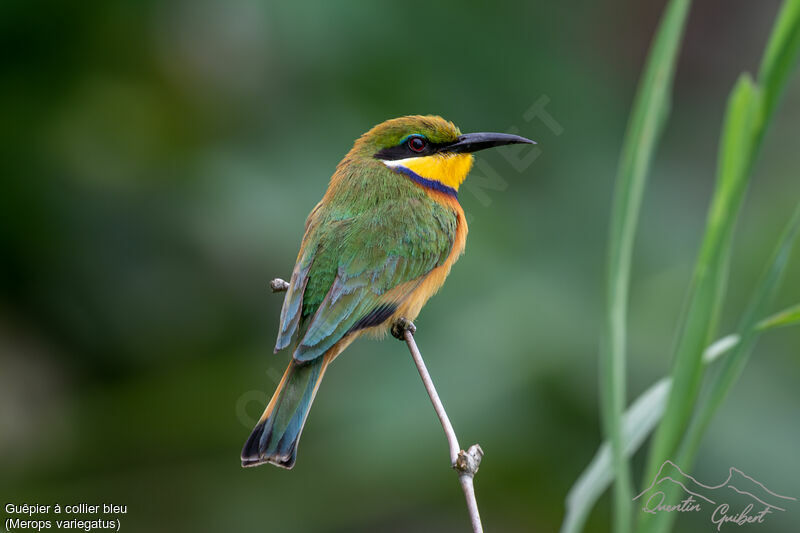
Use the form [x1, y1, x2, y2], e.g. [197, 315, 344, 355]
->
[758, 0, 800, 135]
[567, 3, 800, 532]
[640, 74, 761, 519]
[560, 299, 800, 533]
[678, 204, 800, 469]
[647, 204, 800, 533]
[561, 336, 732, 533]
[563, 379, 670, 533]
[757, 303, 800, 330]
[599, 1, 692, 531]
[641, 5, 800, 527]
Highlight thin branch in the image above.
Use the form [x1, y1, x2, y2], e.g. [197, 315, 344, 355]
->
[392, 318, 484, 533]
[269, 279, 484, 531]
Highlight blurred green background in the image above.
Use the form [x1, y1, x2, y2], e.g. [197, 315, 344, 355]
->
[1, 1, 798, 532]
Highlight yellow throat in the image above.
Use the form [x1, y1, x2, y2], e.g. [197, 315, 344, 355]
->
[383, 153, 474, 192]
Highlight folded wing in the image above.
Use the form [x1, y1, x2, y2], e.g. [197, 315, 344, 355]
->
[277, 197, 457, 362]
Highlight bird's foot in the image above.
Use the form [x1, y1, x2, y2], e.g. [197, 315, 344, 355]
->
[391, 317, 416, 340]
[270, 278, 289, 292]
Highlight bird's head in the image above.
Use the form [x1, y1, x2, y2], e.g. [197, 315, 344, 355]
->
[349, 115, 535, 196]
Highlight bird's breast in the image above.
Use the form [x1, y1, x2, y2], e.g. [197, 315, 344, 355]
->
[391, 196, 467, 323]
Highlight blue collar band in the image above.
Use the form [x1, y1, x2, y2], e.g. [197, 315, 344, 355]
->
[390, 165, 458, 199]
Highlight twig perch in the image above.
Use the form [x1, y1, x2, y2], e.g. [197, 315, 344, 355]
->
[269, 278, 484, 532]
[391, 317, 484, 533]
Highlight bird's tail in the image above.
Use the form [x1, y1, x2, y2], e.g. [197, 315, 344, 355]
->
[241, 354, 331, 469]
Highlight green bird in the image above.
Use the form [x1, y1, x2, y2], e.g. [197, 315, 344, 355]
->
[242, 115, 534, 468]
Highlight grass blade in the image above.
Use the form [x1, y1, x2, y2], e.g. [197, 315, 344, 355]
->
[757, 303, 800, 329]
[600, 1, 692, 531]
[560, 302, 800, 533]
[639, 74, 761, 515]
[646, 204, 800, 533]
[677, 204, 800, 466]
[564, 379, 670, 533]
[758, 0, 800, 134]
[641, 2, 800, 514]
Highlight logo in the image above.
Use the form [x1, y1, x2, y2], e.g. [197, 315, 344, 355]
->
[634, 460, 796, 530]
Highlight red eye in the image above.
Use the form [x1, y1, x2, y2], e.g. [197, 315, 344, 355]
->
[408, 136, 427, 153]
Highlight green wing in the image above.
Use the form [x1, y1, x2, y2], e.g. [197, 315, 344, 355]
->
[275, 196, 457, 362]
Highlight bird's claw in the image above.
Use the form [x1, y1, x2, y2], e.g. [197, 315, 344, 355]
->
[270, 278, 289, 292]
[391, 317, 416, 340]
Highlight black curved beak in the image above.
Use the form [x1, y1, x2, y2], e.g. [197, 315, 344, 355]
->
[440, 132, 536, 154]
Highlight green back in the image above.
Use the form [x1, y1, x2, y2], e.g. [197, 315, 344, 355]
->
[275, 159, 457, 362]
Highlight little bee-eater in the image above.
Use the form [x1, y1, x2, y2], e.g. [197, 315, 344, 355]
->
[242, 115, 534, 468]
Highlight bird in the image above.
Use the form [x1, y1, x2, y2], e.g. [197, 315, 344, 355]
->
[242, 115, 534, 468]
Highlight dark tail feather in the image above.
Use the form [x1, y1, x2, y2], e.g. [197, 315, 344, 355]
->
[241, 355, 329, 469]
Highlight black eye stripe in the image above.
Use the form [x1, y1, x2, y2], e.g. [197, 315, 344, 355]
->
[374, 136, 449, 161]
